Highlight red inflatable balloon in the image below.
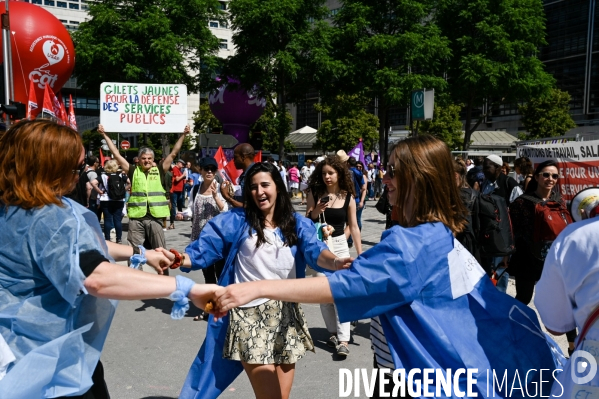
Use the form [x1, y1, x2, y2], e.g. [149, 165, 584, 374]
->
[0, 1, 75, 117]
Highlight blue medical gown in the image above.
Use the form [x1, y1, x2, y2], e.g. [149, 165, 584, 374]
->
[180, 208, 328, 399]
[328, 222, 561, 399]
[0, 198, 116, 398]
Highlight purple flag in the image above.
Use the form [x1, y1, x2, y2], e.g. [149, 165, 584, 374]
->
[347, 140, 366, 167]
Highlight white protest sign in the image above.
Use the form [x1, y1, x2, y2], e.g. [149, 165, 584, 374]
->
[516, 140, 599, 202]
[100, 83, 188, 133]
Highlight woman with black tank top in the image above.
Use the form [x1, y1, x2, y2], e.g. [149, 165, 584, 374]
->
[306, 155, 362, 357]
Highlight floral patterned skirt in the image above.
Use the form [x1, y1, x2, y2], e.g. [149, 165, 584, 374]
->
[223, 300, 315, 364]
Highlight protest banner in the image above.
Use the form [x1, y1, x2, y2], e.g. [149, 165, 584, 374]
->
[100, 83, 187, 133]
[516, 140, 599, 202]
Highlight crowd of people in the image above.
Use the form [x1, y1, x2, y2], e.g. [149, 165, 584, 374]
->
[0, 119, 598, 399]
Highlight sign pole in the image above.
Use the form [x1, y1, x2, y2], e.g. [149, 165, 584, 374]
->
[1, 8, 10, 127]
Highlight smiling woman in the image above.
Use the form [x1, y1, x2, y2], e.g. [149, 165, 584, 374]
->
[213, 136, 562, 399]
[178, 161, 350, 399]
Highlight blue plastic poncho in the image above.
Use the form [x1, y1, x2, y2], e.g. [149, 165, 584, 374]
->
[0, 198, 117, 398]
[328, 222, 563, 398]
[180, 208, 328, 399]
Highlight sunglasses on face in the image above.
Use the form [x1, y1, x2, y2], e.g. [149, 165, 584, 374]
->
[540, 172, 559, 180]
[203, 167, 217, 173]
[387, 163, 395, 178]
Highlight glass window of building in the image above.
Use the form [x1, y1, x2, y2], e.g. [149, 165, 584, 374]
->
[69, 2, 79, 9]
[57, 1, 66, 7]
[210, 21, 219, 28]
[44, 0, 55, 5]
[219, 39, 228, 49]
[32, 0, 42, 4]
[218, 1, 227, 10]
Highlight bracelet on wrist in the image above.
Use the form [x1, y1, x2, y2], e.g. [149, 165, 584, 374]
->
[169, 249, 182, 269]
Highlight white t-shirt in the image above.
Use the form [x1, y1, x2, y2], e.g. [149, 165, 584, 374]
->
[234, 228, 296, 307]
[535, 217, 599, 397]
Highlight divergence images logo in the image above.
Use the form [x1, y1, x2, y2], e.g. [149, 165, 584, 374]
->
[571, 350, 598, 385]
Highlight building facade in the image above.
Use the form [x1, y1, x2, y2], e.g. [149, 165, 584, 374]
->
[293, 0, 599, 141]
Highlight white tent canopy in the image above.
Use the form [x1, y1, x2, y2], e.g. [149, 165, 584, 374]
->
[290, 125, 317, 134]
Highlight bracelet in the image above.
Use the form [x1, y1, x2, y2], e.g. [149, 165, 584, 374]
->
[169, 249, 182, 269]
[169, 275, 195, 320]
[129, 245, 146, 269]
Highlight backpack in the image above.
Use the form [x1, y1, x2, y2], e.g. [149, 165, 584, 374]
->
[477, 193, 516, 257]
[350, 168, 363, 199]
[106, 172, 127, 200]
[457, 188, 480, 258]
[520, 194, 573, 261]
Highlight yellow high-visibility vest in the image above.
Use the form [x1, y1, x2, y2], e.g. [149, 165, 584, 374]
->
[127, 166, 170, 219]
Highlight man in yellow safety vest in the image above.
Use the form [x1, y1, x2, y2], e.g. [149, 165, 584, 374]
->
[98, 124, 190, 275]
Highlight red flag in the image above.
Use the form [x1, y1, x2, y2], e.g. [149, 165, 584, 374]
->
[26, 78, 38, 119]
[99, 148, 107, 167]
[254, 150, 262, 163]
[213, 146, 227, 171]
[68, 94, 78, 131]
[42, 85, 56, 118]
[57, 93, 68, 125]
[224, 160, 242, 184]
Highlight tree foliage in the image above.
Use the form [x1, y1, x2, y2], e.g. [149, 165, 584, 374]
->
[318, 0, 450, 162]
[250, 102, 295, 154]
[314, 94, 379, 152]
[518, 88, 576, 139]
[192, 100, 222, 134]
[435, 0, 554, 151]
[72, 0, 223, 94]
[223, 0, 327, 159]
[419, 104, 464, 150]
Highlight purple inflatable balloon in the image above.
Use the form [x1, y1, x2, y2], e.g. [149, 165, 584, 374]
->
[209, 79, 266, 144]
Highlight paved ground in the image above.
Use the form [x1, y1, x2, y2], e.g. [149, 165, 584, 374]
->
[101, 197, 567, 399]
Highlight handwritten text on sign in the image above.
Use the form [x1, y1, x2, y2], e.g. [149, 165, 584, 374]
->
[100, 83, 188, 133]
[516, 140, 599, 202]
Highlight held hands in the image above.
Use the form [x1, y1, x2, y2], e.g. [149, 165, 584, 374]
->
[183, 125, 190, 136]
[212, 284, 257, 315]
[334, 257, 353, 270]
[98, 124, 106, 135]
[186, 284, 261, 320]
[145, 248, 175, 274]
[188, 284, 228, 319]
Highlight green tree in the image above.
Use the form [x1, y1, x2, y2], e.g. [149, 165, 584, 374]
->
[318, 0, 450, 162]
[224, 0, 327, 159]
[435, 0, 555, 151]
[419, 104, 464, 150]
[314, 94, 379, 152]
[518, 89, 576, 139]
[251, 102, 296, 154]
[72, 0, 223, 94]
[192, 100, 222, 134]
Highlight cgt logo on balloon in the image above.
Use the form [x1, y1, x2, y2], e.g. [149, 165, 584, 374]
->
[28, 36, 71, 90]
